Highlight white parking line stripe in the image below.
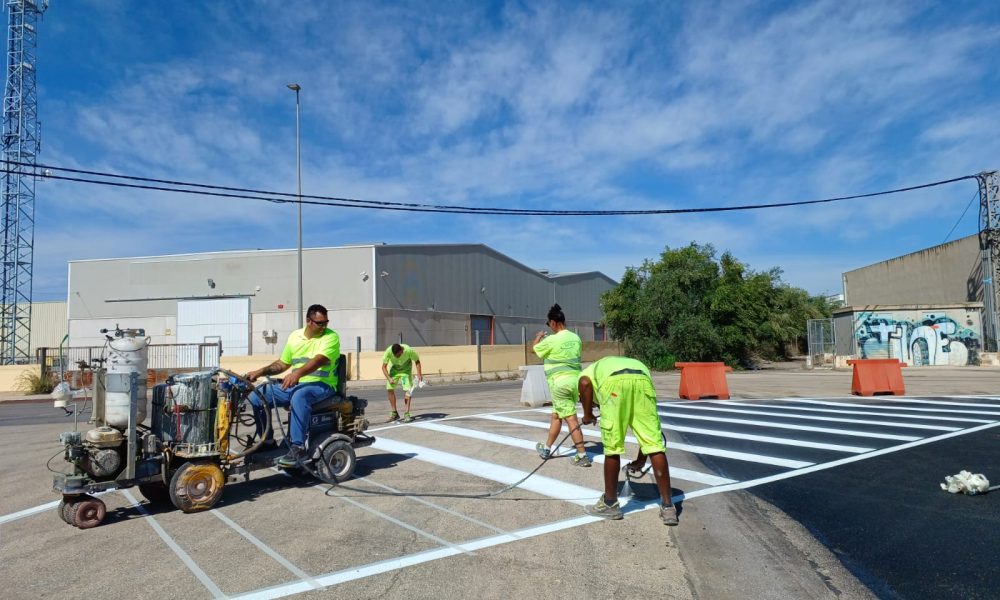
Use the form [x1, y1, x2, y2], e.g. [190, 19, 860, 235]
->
[412, 421, 735, 486]
[664, 423, 875, 452]
[120, 490, 227, 599]
[883, 398, 1000, 409]
[234, 419, 1000, 600]
[477, 413, 813, 468]
[371, 437, 600, 504]
[792, 399, 1000, 417]
[211, 510, 322, 590]
[353, 476, 510, 536]
[327, 489, 476, 556]
[367, 406, 554, 434]
[702, 401, 994, 424]
[0, 490, 113, 525]
[657, 410, 922, 441]
[661, 403, 960, 431]
[0, 500, 59, 525]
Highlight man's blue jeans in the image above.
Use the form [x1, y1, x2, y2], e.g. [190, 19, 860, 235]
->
[249, 381, 333, 447]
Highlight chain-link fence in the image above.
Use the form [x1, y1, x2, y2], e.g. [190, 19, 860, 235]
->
[37, 342, 222, 381]
[806, 318, 836, 368]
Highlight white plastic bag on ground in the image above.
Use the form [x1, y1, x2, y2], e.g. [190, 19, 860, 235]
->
[940, 470, 990, 495]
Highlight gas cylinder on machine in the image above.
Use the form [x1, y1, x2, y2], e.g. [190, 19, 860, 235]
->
[104, 329, 149, 430]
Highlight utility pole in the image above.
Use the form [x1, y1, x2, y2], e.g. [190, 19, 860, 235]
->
[978, 170, 1000, 351]
[0, 0, 47, 364]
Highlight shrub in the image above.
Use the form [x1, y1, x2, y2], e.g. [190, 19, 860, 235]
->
[15, 369, 54, 394]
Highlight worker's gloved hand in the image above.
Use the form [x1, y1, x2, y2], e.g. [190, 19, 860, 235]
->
[417, 378, 427, 388]
[581, 412, 597, 426]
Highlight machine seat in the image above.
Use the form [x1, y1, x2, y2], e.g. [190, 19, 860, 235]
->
[308, 354, 347, 413]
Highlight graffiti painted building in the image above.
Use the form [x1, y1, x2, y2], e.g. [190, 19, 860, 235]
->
[833, 304, 982, 366]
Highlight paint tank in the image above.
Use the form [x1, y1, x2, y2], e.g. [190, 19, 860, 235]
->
[105, 331, 148, 430]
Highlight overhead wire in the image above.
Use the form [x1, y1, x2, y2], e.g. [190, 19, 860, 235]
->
[1, 159, 981, 217]
[941, 188, 981, 244]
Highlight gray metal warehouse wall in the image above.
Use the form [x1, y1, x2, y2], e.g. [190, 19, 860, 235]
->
[842, 234, 981, 306]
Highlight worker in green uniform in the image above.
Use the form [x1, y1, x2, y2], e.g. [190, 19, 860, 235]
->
[382, 342, 424, 423]
[246, 304, 341, 467]
[533, 303, 591, 467]
[579, 356, 678, 525]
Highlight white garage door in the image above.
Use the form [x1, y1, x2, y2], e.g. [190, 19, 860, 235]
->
[177, 298, 250, 358]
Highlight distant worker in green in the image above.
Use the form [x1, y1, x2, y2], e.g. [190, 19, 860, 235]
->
[382, 342, 424, 423]
[533, 304, 592, 467]
[579, 356, 677, 525]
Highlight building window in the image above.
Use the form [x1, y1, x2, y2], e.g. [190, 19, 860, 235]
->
[594, 323, 606, 341]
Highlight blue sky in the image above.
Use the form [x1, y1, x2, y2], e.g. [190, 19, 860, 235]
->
[30, 0, 1000, 301]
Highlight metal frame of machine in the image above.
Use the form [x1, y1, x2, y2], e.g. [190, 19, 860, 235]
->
[52, 327, 374, 529]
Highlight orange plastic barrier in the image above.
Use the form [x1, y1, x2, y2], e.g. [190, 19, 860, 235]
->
[676, 362, 733, 400]
[847, 358, 906, 396]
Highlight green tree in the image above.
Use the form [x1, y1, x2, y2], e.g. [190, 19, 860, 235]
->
[600, 243, 833, 368]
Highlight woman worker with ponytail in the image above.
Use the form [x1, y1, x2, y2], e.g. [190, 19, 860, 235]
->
[532, 304, 592, 467]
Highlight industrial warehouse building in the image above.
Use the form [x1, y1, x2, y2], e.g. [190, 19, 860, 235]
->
[835, 234, 985, 365]
[65, 244, 616, 355]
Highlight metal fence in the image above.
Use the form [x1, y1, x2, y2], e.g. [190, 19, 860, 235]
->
[806, 318, 836, 368]
[37, 342, 222, 375]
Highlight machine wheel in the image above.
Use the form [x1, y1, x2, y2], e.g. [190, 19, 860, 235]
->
[138, 482, 171, 505]
[70, 495, 107, 529]
[169, 461, 225, 513]
[58, 498, 75, 524]
[319, 440, 357, 482]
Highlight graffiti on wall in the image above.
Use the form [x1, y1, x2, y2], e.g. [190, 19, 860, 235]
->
[855, 310, 981, 366]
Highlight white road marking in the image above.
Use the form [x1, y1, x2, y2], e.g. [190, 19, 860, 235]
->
[233, 418, 1000, 600]
[883, 398, 1000, 409]
[792, 399, 1000, 417]
[664, 423, 875, 453]
[657, 410, 922, 441]
[478, 413, 813, 468]
[370, 437, 599, 504]
[662, 403, 960, 431]
[412, 421, 735, 486]
[0, 490, 112, 525]
[211, 509, 322, 590]
[120, 490, 227, 599]
[703, 401, 994, 424]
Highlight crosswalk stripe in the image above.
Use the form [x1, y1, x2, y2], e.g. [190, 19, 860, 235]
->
[370, 437, 599, 504]
[791, 399, 1000, 417]
[664, 423, 874, 453]
[657, 410, 922, 441]
[412, 421, 736, 486]
[702, 401, 994, 424]
[882, 398, 1000, 409]
[478, 413, 814, 468]
[660, 403, 960, 431]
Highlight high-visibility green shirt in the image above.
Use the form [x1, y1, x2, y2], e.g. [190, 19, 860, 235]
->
[533, 329, 582, 385]
[280, 327, 340, 389]
[579, 356, 651, 394]
[383, 344, 420, 377]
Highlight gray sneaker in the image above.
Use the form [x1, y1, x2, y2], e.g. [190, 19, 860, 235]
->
[572, 453, 593, 467]
[660, 503, 679, 526]
[585, 494, 623, 520]
[536, 443, 551, 460]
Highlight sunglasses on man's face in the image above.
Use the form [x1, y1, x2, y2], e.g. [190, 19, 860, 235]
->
[309, 318, 329, 327]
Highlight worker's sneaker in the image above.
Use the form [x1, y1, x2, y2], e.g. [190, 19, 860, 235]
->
[402, 412, 413, 423]
[385, 411, 400, 423]
[536, 442, 551, 460]
[572, 453, 593, 467]
[585, 494, 623, 520]
[660, 503, 679, 526]
[276, 444, 305, 468]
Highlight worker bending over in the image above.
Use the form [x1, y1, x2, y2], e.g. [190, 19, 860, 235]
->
[533, 304, 591, 467]
[382, 342, 423, 423]
[580, 356, 678, 525]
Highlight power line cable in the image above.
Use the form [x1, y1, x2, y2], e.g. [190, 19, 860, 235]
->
[2, 159, 981, 217]
[941, 188, 981, 244]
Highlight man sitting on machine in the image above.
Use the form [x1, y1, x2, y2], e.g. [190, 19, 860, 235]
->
[246, 304, 341, 467]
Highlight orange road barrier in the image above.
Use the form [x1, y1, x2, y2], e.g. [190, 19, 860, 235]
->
[847, 358, 906, 396]
[676, 362, 733, 400]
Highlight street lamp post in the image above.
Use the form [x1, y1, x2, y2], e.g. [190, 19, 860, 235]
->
[287, 83, 303, 329]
